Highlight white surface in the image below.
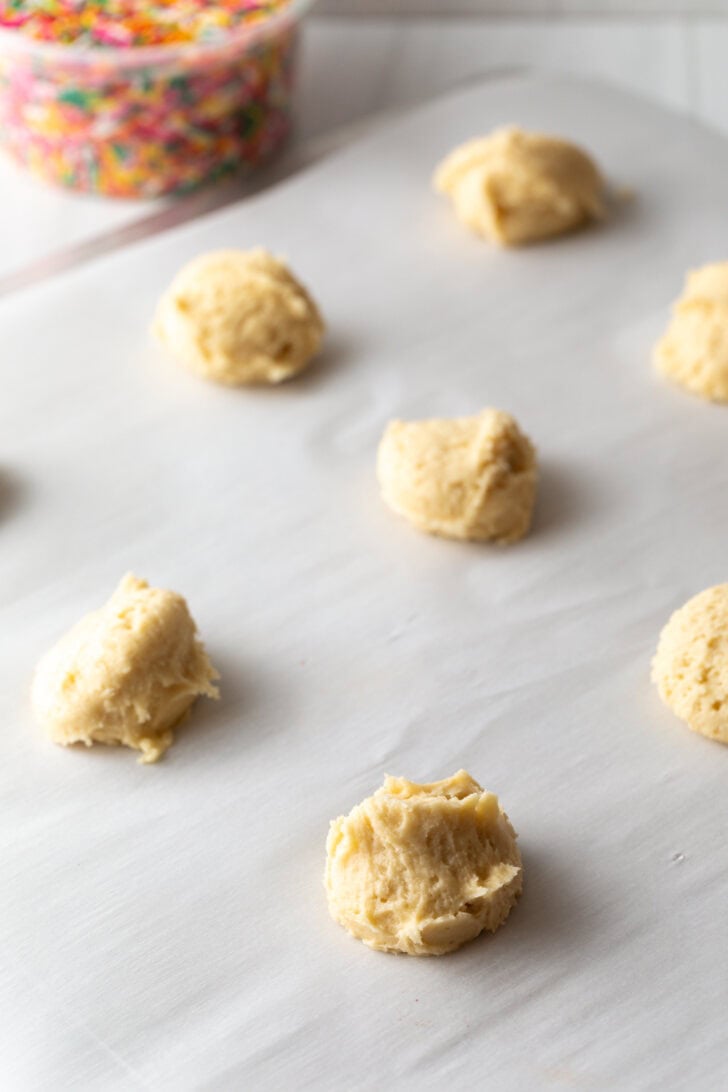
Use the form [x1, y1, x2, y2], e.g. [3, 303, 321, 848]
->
[298, 16, 693, 141]
[318, 0, 728, 12]
[2, 74, 728, 1090]
[0, 153, 162, 281]
[4, 12, 728, 282]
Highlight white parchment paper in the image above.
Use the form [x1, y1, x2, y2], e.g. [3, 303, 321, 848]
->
[1, 74, 726, 1090]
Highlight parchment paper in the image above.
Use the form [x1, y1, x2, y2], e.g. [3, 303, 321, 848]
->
[1, 74, 726, 1090]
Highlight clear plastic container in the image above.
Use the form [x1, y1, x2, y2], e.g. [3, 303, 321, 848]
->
[0, 0, 311, 198]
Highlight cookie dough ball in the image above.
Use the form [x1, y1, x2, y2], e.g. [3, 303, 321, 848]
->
[377, 408, 537, 544]
[654, 262, 728, 402]
[433, 126, 604, 246]
[154, 248, 324, 385]
[32, 574, 220, 763]
[325, 770, 522, 956]
[652, 584, 728, 744]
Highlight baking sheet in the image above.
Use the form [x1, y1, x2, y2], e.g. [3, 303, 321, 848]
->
[1, 73, 727, 1090]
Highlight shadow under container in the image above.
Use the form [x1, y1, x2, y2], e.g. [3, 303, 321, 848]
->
[0, 1, 310, 198]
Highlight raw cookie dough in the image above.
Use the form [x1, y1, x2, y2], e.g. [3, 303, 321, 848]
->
[154, 248, 325, 385]
[325, 770, 522, 956]
[433, 126, 605, 246]
[653, 262, 728, 402]
[32, 574, 220, 763]
[652, 584, 728, 744]
[377, 408, 537, 543]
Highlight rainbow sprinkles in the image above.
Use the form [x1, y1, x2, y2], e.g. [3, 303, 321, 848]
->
[0, 0, 291, 48]
[0, 0, 299, 197]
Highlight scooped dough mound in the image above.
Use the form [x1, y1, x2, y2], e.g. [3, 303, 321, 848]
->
[154, 248, 325, 385]
[433, 126, 604, 246]
[325, 770, 522, 956]
[32, 574, 220, 763]
[652, 584, 728, 744]
[377, 408, 537, 543]
[654, 262, 728, 402]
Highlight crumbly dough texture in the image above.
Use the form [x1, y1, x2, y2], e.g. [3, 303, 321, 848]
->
[325, 770, 522, 956]
[377, 408, 537, 543]
[652, 584, 728, 744]
[654, 262, 728, 402]
[154, 248, 325, 385]
[32, 574, 220, 763]
[434, 126, 604, 246]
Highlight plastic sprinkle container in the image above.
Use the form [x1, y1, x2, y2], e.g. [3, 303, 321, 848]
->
[0, 0, 310, 198]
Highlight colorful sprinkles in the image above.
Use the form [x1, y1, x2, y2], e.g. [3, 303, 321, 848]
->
[0, 0, 291, 48]
[0, 0, 297, 196]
